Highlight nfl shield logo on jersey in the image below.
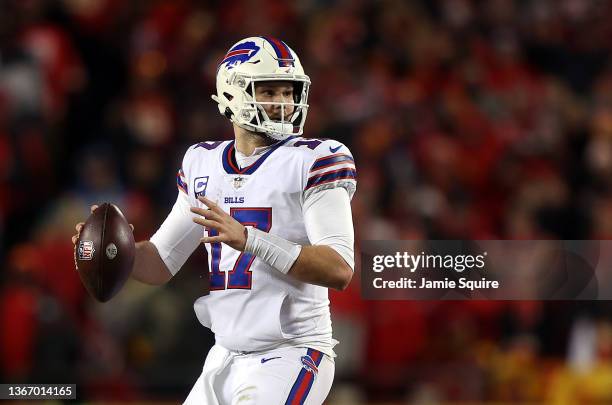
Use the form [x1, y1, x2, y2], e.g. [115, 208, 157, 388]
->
[194, 176, 209, 198]
[232, 176, 246, 190]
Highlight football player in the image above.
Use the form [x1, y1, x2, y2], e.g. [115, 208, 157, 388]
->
[73, 36, 356, 405]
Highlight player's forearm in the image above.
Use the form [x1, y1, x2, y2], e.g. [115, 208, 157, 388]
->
[288, 245, 353, 291]
[191, 197, 354, 290]
[131, 241, 173, 285]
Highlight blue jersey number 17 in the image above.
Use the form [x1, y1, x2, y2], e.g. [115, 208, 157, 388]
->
[208, 208, 272, 290]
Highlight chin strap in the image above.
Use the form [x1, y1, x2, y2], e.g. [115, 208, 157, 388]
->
[261, 121, 294, 138]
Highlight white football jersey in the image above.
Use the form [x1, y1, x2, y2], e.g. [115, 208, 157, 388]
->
[153, 136, 356, 356]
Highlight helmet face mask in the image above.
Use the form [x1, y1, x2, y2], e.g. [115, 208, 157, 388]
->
[212, 37, 311, 141]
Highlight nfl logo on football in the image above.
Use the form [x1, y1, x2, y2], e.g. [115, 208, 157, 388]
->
[78, 240, 95, 260]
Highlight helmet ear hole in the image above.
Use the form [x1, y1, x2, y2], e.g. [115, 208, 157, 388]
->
[223, 92, 234, 101]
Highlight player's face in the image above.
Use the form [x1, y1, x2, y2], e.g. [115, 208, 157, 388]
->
[254, 81, 295, 121]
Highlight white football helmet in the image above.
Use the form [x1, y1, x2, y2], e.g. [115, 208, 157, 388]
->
[212, 36, 311, 141]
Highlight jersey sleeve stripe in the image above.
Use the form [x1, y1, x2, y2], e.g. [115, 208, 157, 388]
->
[176, 170, 188, 194]
[305, 168, 357, 190]
[309, 159, 356, 173]
[309, 154, 354, 171]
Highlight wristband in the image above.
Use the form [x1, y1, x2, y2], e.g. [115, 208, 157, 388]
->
[244, 227, 302, 274]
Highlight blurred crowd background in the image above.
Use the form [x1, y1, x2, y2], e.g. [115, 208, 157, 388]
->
[2, 0, 612, 403]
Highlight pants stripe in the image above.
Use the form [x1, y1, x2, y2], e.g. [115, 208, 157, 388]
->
[284, 349, 324, 405]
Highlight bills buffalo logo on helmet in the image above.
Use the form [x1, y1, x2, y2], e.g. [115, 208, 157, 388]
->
[300, 355, 318, 376]
[219, 41, 261, 70]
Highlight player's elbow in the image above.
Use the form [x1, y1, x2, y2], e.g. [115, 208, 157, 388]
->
[131, 265, 172, 286]
[132, 241, 174, 285]
[331, 262, 353, 291]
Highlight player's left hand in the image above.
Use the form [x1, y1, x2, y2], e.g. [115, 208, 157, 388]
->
[191, 196, 247, 251]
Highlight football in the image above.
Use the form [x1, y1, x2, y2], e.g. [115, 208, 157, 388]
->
[75, 203, 135, 302]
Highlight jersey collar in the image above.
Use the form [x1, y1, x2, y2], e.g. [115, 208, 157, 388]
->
[222, 136, 295, 175]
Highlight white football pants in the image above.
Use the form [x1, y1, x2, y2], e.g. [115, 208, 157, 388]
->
[184, 344, 334, 405]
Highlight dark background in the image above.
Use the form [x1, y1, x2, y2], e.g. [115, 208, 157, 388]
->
[1, 0, 612, 403]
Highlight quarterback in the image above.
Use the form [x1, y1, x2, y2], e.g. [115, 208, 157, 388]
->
[74, 36, 356, 404]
